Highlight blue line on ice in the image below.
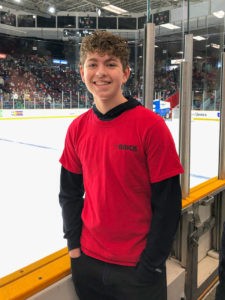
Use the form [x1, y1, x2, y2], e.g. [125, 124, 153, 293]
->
[0, 137, 57, 150]
[190, 173, 210, 180]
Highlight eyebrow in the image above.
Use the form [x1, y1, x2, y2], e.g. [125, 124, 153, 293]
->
[86, 56, 119, 63]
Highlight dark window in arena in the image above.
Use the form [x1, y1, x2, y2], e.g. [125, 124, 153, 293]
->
[118, 18, 136, 30]
[0, 11, 16, 26]
[153, 11, 170, 25]
[37, 16, 56, 28]
[98, 17, 117, 29]
[18, 15, 35, 27]
[78, 16, 96, 29]
[138, 16, 147, 29]
[58, 16, 76, 28]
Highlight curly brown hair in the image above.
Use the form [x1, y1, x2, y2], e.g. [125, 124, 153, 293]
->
[79, 30, 130, 70]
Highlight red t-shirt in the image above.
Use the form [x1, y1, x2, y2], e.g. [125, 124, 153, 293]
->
[60, 106, 184, 266]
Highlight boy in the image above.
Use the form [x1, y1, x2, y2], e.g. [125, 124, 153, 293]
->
[59, 30, 184, 300]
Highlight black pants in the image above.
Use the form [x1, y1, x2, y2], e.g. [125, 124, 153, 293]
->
[71, 253, 167, 300]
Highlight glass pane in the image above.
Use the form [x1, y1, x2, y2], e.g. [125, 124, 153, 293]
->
[152, 2, 185, 159]
[58, 16, 76, 28]
[78, 16, 96, 29]
[118, 17, 137, 29]
[18, 15, 35, 27]
[190, 0, 224, 187]
[98, 17, 117, 29]
[37, 16, 56, 28]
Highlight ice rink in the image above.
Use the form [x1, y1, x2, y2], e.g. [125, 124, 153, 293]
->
[0, 115, 220, 277]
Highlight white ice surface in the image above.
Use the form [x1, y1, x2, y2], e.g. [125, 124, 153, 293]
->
[0, 118, 72, 277]
[0, 117, 220, 277]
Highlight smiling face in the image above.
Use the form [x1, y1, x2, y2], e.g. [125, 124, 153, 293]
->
[80, 52, 130, 112]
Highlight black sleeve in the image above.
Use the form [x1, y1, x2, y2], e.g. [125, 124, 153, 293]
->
[59, 166, 84, 251]
[137, 175, 182, 280]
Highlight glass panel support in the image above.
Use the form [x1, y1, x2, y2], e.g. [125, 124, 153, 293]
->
[179, 34, 193, 198]
[218, 52, 225, 179]
[143, 22, 155, 109]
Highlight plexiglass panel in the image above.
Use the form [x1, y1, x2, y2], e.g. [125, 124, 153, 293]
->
[190, 0, 224, 186]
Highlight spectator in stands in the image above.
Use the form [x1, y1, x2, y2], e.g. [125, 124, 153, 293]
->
[0, 75, 4, 88]
[216, 221, 225, 300]
[59, 30, 184, 300]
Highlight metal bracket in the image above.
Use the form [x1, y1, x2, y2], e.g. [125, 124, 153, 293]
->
[189, 217, 215, 247]
[201, 195, 214, 206]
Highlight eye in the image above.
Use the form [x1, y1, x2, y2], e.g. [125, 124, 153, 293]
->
[107, 62, 117, 67]
[87, 63, 97, 68]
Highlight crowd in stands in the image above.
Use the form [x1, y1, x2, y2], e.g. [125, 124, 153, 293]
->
[154, 68, 178, 100]
[0, 53, 178, 109]
[192, 63, 221, 110]
[0, 12, 16, 26]
[0, 52, 221, 110]
[0, 54, 89, 109]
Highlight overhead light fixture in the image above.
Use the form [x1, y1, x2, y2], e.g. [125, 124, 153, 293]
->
[102, 4, 128, 15]
[193, 35, 206, 41]
[160, 23, 180, 30]
[48, 6, 55, 14]
[213, 10, 225, 18]
[96, 8, 101, 16]
[171, 58, 185, 64]
[195, 56, 203, 59]
[0, 5, 3, 9]
[211, 43, 220, 49]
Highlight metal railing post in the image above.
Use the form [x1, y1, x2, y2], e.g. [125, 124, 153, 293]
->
[143, 22, 155, 109]
[218, 52, 225, 179]
[179, 34, 193, 198]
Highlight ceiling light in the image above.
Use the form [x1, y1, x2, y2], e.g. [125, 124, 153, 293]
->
[211, 43, 220, 49]
[160, 23, 180, 30]
[195, 56, 203, 59]
[96, 8, 101, 16]
[102, 4, 128, 15]
[171, 58, 185, 64]
[193, 35, 206, 41]
[48, 6, 55, 14]
[213, 10, 225, 18]
[0, 5, 3, 9]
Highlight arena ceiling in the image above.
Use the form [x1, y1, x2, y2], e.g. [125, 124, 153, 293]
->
[0, 0, 202, 16]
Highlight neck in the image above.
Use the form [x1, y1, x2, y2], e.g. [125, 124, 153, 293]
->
[94, 97, 128, 114]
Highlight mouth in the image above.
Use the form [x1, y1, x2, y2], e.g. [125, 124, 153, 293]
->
[93, 81, 111, 86]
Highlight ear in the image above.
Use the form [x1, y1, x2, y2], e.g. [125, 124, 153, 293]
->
[79, 64, 85, 82]
[122, 66, 131, 84]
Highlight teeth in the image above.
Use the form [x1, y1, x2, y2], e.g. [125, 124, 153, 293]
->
[93, 81, 110, 85]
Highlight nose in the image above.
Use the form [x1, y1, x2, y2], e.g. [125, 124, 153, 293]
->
[95, 64, 106, 77]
